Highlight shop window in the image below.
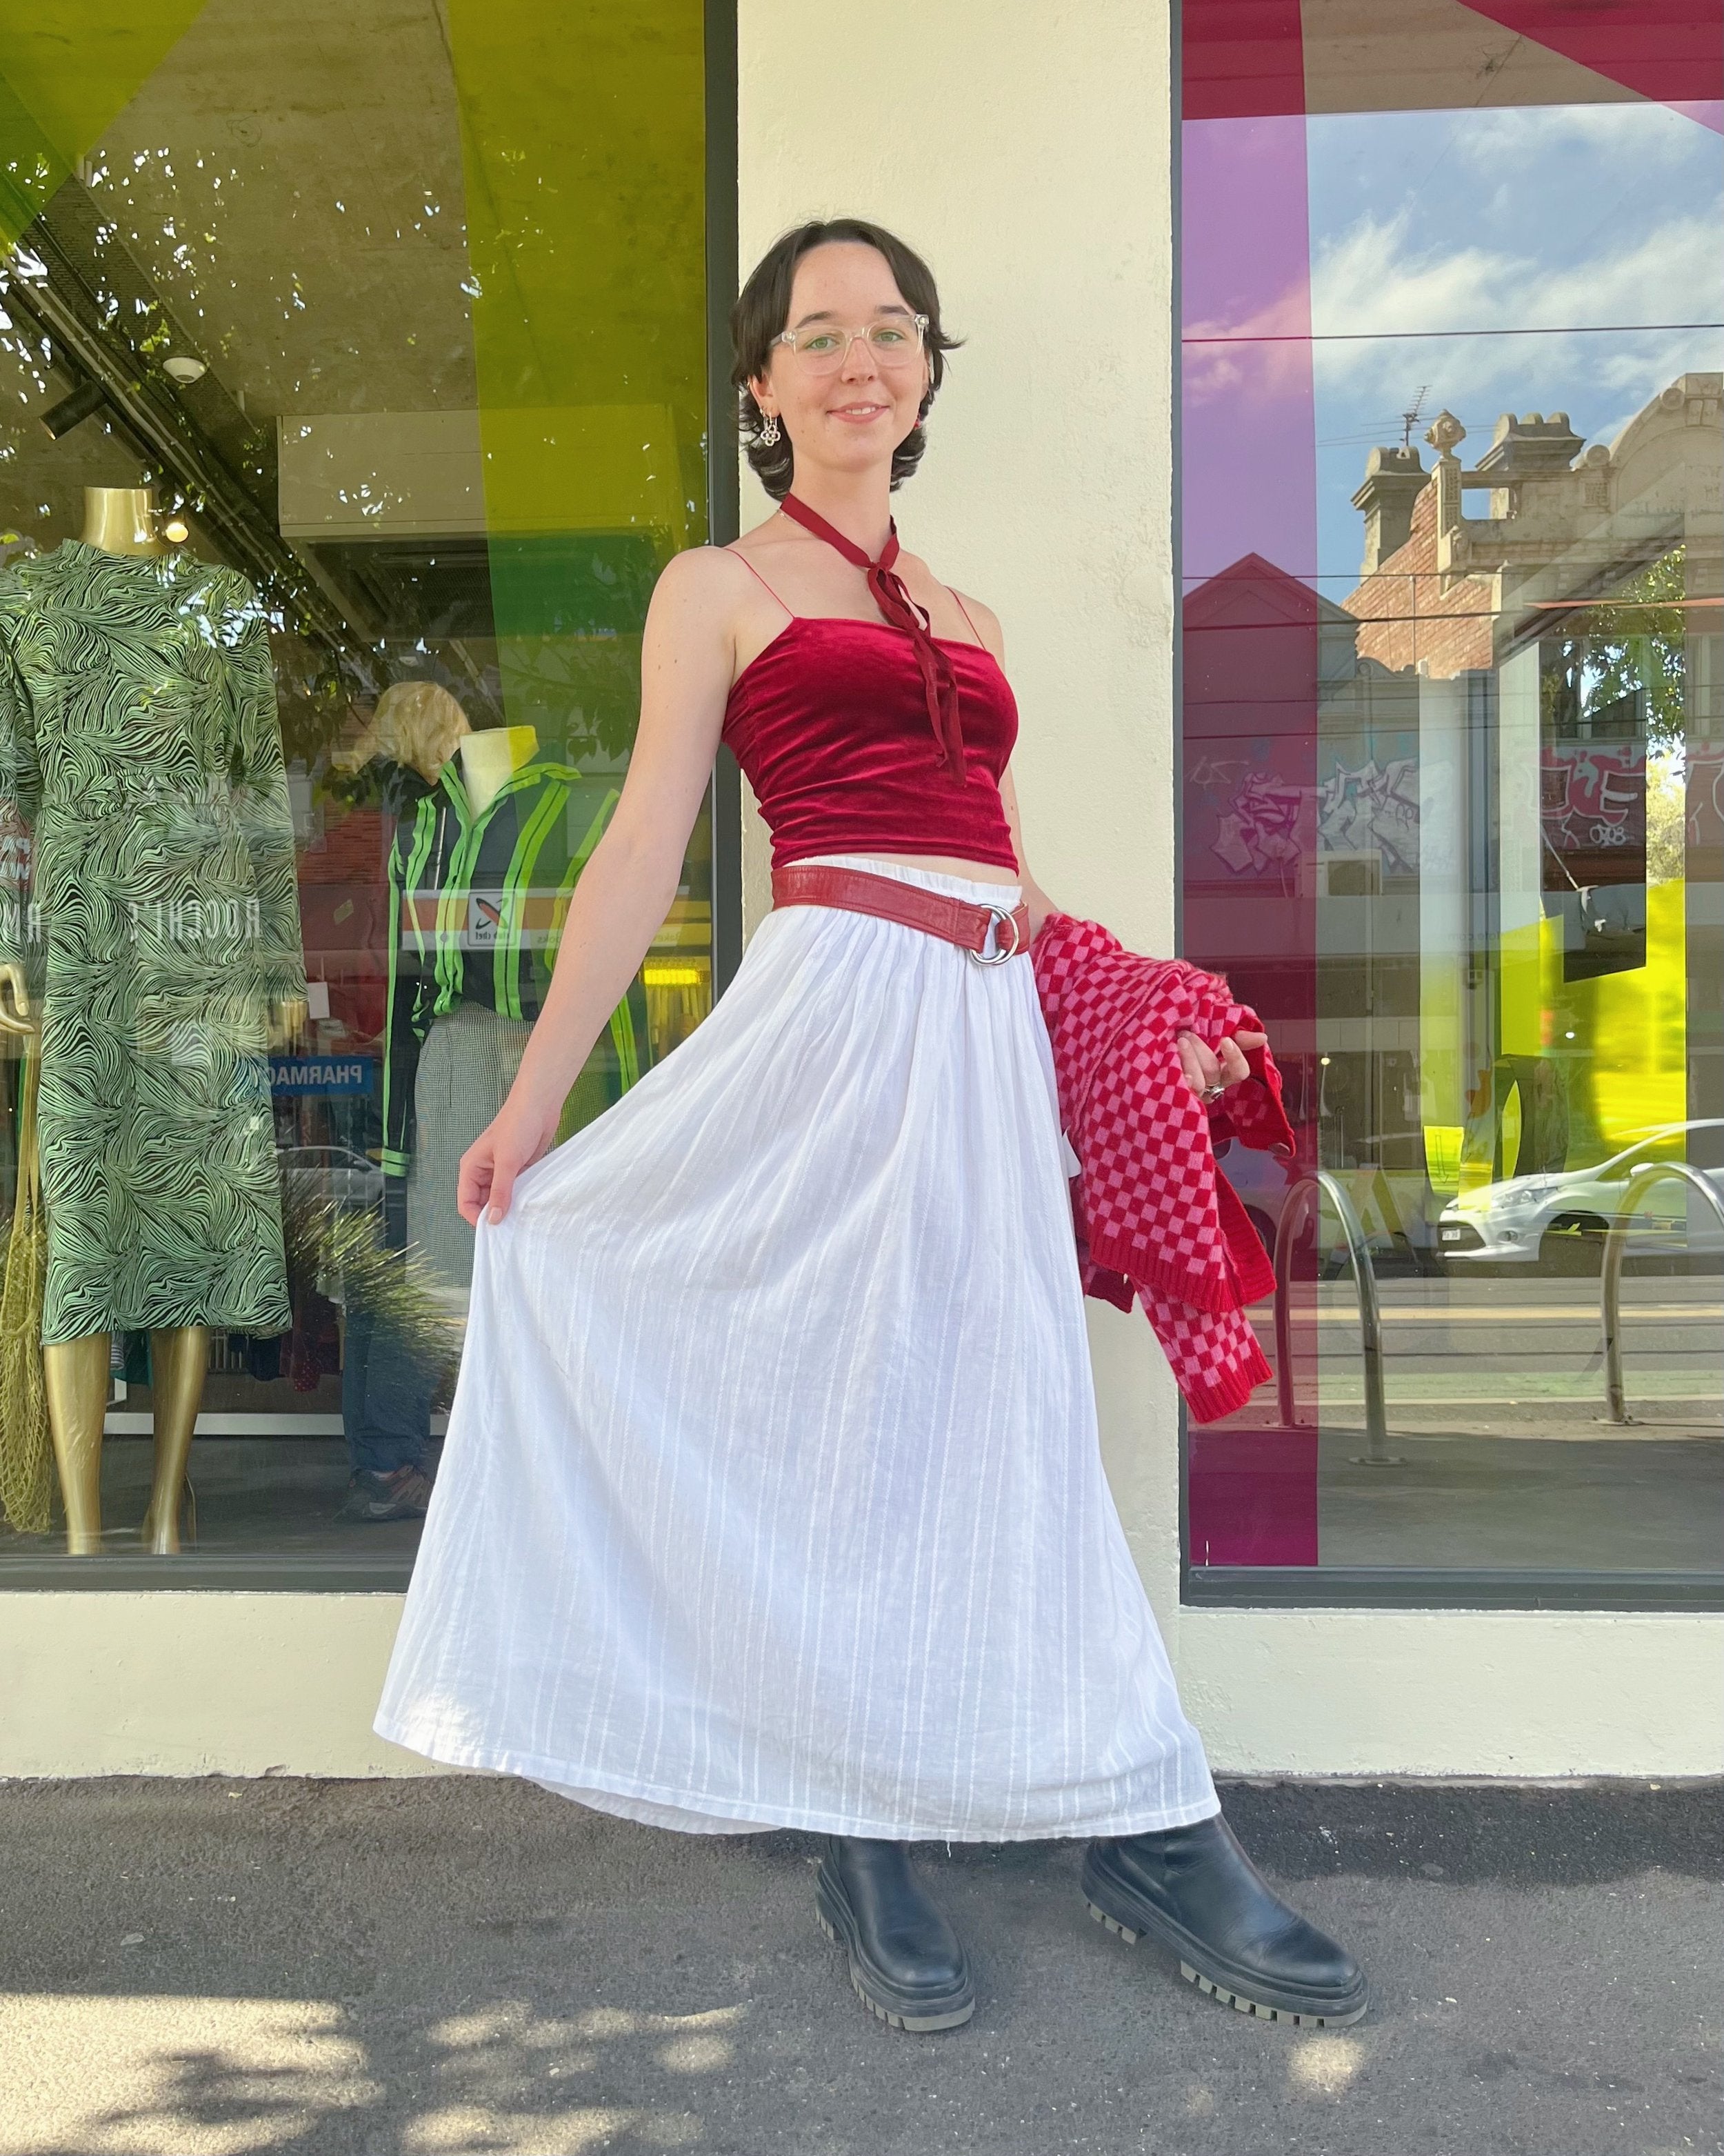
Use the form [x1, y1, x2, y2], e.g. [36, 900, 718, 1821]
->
[1180, 0, 1723, 1602]
[0, 1, 723, 1585]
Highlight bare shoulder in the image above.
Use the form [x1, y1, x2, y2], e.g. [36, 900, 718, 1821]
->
[647, 547, 767, 661]
[950, 586, 1005, 661]
[652, 543, 758, 611]
[894, 542, 1006, 658]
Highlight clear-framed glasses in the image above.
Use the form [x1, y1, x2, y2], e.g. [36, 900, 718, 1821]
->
[769, 312, 929, 374]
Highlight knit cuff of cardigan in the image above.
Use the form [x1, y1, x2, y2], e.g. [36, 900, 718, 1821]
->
[1085, 1226, 1270, 1319]
[1181, 1335, 1274, 1425]
[1079, 1255, 1272, 1424]
[1205, 1052, 1292, 1152]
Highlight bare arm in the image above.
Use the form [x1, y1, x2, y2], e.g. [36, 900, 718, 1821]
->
[459, 549, 741, 1223]
[968, 592, 1261, 1095]
[951, 590, 1063, 938]
[997, 761, 1060, 940]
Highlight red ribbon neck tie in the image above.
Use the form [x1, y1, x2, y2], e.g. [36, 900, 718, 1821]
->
[781, 492, 966, 782]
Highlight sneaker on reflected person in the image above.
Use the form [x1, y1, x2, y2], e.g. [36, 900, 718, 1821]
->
[344, 1465, 434, 1523]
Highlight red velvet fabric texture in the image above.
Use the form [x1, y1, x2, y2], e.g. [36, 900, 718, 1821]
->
[721, 617, 1021, 872]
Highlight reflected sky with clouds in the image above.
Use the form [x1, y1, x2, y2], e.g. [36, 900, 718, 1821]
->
[1305, 99, 1724, 594]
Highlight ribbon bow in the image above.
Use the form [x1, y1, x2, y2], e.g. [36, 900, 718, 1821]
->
[781, 493, 966, 783]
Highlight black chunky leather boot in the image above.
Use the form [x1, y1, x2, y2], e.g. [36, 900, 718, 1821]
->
[815, 1836, 975, 2032]
[1082, 1813, 1366, 2026]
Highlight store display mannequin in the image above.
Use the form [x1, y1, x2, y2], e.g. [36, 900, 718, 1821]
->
[458, 723, 538, 815]
[75, 486, 166, 559]
[337, 682, 537, 828]
[361, 700, 634, 1291]
[0, 487, 306, 1555]
[425, 726, 542, 1283]
[337, 679, 474, 791]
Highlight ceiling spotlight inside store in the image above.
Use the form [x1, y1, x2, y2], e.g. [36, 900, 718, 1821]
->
[162, 517, 190, 543]
[39, 379, 108, 439]
[162, 355, 207, 385]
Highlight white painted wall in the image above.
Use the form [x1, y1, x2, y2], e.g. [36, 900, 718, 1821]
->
[734, 0, 1194, 1627]
[3, 1590, 1719, 1780]
[1, 0, 1717, 1786]
[736, 0, 1183, 964]
[0, 1594, 432, 1779]
[732, 0, 1723, 1783]
[1182, 1611, 1724, 1777]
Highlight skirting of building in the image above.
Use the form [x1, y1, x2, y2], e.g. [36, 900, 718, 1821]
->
[3, 1590, 1720, 1781]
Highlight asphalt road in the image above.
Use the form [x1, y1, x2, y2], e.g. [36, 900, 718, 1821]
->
[0, 1777, 1718, 2156]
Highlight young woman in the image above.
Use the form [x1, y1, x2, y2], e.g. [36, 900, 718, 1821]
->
[376, 219, 1365, 2036]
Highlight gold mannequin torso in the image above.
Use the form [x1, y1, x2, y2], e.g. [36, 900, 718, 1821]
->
[79, 486, 166, 557]
[458, 726, 539, 817]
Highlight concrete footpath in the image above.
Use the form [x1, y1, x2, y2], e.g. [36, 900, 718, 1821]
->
[0, 1777, 1718, 2156]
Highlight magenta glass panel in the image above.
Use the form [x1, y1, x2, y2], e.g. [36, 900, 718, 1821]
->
[1462, 1, 1723, 114]
[1181, 1, 1320, 1566]
[1181, 118, 1316, 588]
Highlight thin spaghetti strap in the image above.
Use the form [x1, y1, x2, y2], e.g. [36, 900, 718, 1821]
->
[949, 587, 987, 648]
[730, 547, 796, 621]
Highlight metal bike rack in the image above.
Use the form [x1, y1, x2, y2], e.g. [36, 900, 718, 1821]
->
[1272, 1170, 1397, 1464]
[1601, 1161, 1724, 1426]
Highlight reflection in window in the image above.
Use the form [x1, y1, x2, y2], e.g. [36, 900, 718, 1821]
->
[0, 1, 712, 1577]
[1181, 0, 1723, 1588]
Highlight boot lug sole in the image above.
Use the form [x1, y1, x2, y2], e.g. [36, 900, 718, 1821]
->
[816, 1890, 975, 2033]
[1084, 1899, 1367, 2028]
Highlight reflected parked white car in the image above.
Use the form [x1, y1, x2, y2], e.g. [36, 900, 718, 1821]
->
[1438, 1120, 1724, 1270]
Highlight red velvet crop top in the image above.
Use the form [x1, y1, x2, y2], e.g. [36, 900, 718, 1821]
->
[721, 616, 1021, 872]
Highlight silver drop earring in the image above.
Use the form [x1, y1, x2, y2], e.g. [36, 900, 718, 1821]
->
[759, 410, 780, 448]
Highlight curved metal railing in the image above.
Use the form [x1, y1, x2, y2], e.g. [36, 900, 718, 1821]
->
[1601, 1161, 1724, 1426]
[1272, 1170, 1392, 1461]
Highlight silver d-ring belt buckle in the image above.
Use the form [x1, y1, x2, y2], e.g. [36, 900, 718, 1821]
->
[967, 904, 1021, 966]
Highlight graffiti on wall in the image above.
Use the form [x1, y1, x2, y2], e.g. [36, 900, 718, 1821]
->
[1540, 741, 1645, 890]
[1198, 753, 1421, 878]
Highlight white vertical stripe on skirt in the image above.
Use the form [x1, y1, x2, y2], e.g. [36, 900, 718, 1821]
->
[374, 855, 1218, 1840]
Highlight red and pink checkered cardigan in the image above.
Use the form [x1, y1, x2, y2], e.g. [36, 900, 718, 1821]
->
[1032, 912, 1294, 1424]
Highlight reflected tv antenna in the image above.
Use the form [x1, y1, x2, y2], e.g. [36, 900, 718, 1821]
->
[1401, 386, 1430, 450]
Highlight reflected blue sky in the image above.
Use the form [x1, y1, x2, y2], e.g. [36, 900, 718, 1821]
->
[1306, 99, 1724, 595]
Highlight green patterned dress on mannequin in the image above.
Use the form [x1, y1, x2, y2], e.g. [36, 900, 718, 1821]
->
[0, 542, 305, 1342]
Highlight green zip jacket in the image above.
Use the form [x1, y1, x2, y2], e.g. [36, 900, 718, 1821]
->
[381, 756, 639, 1175]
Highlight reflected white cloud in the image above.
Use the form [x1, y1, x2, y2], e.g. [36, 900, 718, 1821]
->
[1312, 209, 1722, 349]
[1449, 98, 1709, 170]
[1303, 101, 1723, 583]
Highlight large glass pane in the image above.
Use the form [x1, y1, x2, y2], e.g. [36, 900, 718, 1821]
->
[0, 1, 712, 1581]
[1181, 0, 1723, 1588]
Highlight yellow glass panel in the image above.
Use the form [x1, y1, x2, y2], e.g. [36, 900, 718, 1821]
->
[0, 2, 210, 244]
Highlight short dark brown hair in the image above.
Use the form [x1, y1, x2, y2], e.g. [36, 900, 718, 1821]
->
[730, 218, 960, 500]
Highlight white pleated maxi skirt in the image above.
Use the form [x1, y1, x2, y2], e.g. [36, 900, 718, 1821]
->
[375, 855, 1218, 1841]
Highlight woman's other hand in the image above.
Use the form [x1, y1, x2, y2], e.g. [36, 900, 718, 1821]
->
[1177, 1028, 1267, 1103]
[458, 1096, 564, 1227]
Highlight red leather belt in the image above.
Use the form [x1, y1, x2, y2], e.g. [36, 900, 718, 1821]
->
[771, 863, 1031, 964]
